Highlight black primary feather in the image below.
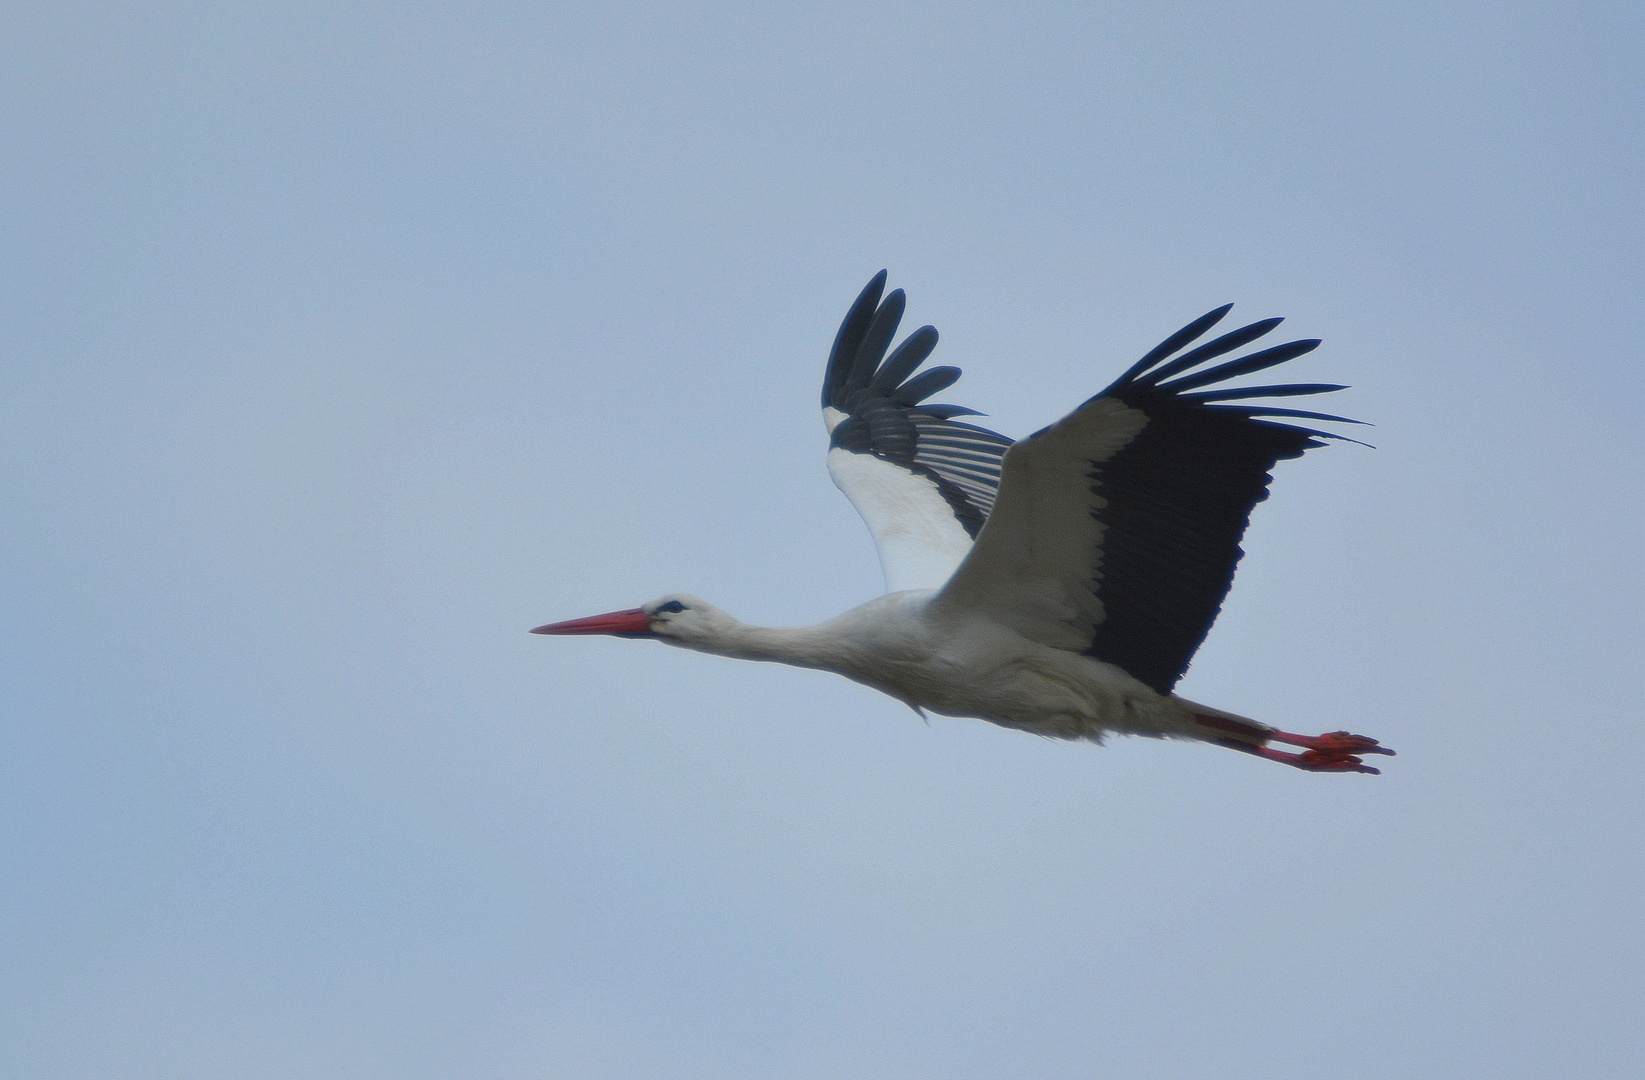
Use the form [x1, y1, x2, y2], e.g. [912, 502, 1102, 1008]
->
[1078, 305, 1361, 693]
[823, 273, 1014, 535]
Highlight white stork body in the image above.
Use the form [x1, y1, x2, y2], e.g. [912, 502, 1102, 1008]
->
[535, 273, 1392, 773]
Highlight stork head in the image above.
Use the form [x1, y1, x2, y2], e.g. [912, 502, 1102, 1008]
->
[530, 594, 733, 647]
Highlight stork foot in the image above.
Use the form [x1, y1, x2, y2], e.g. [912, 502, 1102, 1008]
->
[1210, 739, 1384, 775]
[1192, 714, 1393, 775]
[1269, 729, 1395, 757]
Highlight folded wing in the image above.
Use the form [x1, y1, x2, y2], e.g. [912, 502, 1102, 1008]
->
[822, 272, 1014, 593]
[929, 305, 1363, 693]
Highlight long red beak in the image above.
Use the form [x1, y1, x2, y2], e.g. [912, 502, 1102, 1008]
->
[530, 607, 656, 638]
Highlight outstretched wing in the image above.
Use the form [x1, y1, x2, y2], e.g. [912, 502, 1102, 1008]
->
[928, 304, 1363, 694]
[821, 272, 1014, 594]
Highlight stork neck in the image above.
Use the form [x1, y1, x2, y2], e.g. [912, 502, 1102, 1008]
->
[665, 596, 919, 679]
[708, 622, 852, 671]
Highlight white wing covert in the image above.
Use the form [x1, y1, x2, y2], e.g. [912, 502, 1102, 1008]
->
[821, 272, 1014, 594]
[930, 304, 1364, 694]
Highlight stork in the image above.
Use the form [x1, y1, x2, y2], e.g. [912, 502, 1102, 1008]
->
[534, 272, 1392, 774]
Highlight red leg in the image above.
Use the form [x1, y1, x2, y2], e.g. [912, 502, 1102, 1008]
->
[1268, 729, 1395, 757]
[1210, 737, 1384, 775]
[1193, 714, 1393, 775]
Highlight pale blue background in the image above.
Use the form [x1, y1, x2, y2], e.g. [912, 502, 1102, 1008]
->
[4, 3, 1641, 1077]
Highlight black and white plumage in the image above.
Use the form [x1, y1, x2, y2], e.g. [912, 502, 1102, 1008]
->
[820, 272, 1013, 592]
[534, 272, 1392, 774]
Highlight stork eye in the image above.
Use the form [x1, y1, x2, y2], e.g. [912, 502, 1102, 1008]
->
[656, 600, 687, 614]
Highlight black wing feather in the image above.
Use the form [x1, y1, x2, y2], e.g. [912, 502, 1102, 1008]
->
[823, 273, 1014, 536]
[821, 271, 886, 408]
[871, 326, 939, 391]
[1178, 382, 1347, 402]
[892, 366, 963, 405]
[1158, 337, 1322, 393]
[1107, 304, 1234, 387]
[1138, 318, 1286, 386]
[1081, 307, 1359, 694]
[849, 289, 906, 388]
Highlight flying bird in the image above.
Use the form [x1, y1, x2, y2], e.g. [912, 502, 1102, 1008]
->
[534, 272, 1392, 774]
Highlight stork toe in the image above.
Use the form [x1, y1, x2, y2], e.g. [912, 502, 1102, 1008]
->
[1271, 729, 1396, 757]
[1207, 737, 1384, 775]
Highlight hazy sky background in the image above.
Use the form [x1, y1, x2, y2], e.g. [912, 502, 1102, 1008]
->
[4, 3, 1642, 1077]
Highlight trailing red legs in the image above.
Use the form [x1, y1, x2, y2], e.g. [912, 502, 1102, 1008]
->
[1193, 714, 1395, 775]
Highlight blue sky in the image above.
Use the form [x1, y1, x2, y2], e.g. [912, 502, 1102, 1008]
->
[3, 3, 1642, 1077]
